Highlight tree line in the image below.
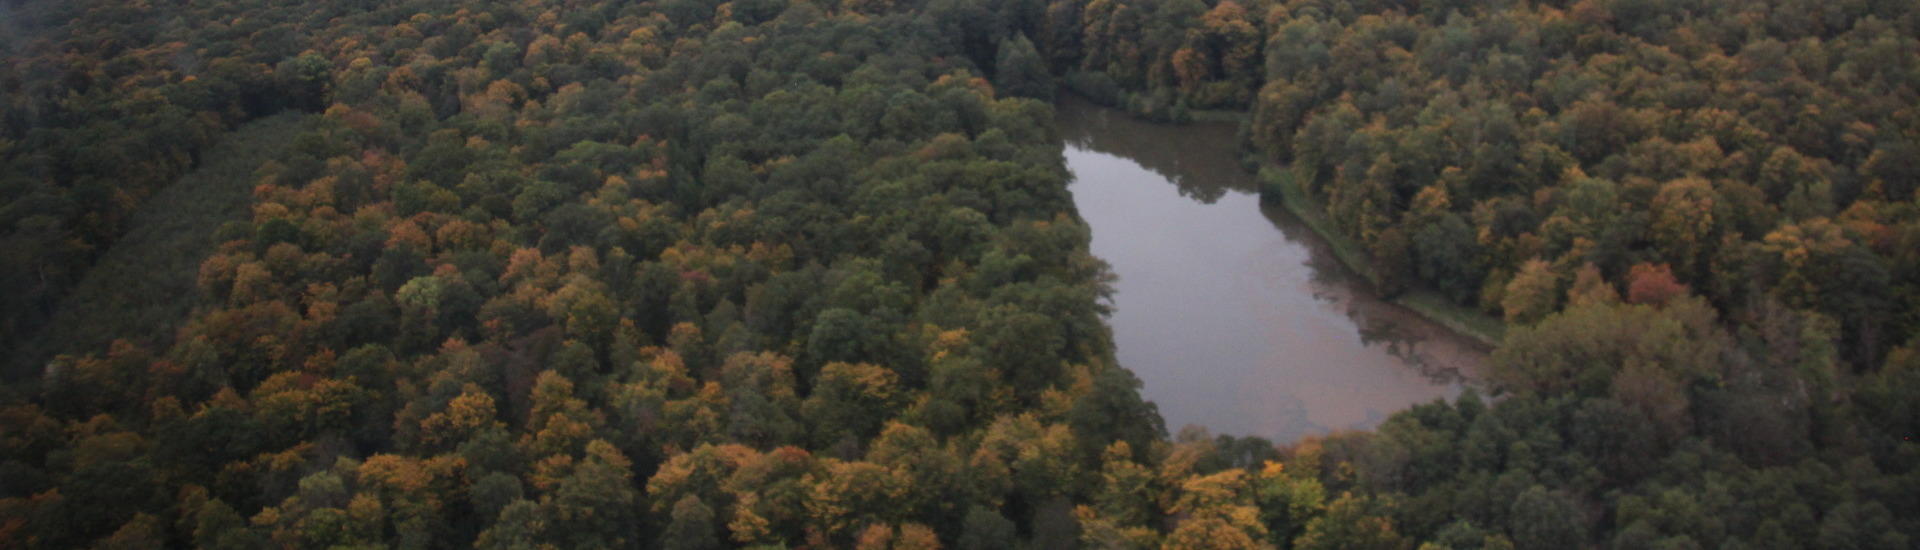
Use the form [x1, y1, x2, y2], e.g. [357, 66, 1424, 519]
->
[1036, 0, 1920, 548]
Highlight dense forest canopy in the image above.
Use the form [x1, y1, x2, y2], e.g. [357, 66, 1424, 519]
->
[1, 0, 1916, 549]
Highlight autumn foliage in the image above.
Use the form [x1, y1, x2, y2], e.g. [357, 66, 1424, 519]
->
[2, 0, 1918, 548]
[1625, 263, 1688, 307]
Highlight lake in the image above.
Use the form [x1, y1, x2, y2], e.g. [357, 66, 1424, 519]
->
[1057, 95, 1487, 442]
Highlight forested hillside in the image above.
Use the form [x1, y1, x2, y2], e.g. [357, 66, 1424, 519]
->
[1, 0, 1916, 549]
[1047, 0, 1920, 548]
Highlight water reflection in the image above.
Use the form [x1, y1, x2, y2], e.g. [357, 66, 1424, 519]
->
[1058, 95, 1487, 442]
[1058, 99, 1252, 204]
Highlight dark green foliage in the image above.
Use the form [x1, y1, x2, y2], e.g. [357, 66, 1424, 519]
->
[661, 495, 721, 550]
[192, 499, 264, 550]
[274, 53, 333, 112]
[1508, 486, 1586, 549]
[1412, 215, 1483, 305]
[959, 505, 1019, 550]
[474, 500, 544, 550]
[1069, 365, 1166, 456]
[468, 472, 523, 525]
[995, 33, 1054, 100]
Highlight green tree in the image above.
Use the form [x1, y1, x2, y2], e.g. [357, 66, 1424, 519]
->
[194, 499, 264, 550]
[661, 495, 721, 550]
[544, 441, 640, 548]
[1509, 486, 1588, 549]
[474, 500, 545, 550]
[720, 352, 805, 447]
[1295, 493, 1410, 550]
[960, 505, 1019, 550]
[1069, 365, 1165, 456]
[801, 362, 902, 448]
[995, 33, 1055, 100]
[1489, 299, 1725, 397]
[275, 52, 334, 112]
[1413, 214, 1484, 305]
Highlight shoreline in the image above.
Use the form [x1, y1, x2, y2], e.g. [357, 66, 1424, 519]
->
[1056, 91, 1506, 349]
[1258, 166, 1506, 348]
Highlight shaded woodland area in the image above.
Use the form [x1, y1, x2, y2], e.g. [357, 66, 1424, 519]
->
[1, 0, 1917, 548]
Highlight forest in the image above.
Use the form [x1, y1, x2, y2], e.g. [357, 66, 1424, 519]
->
[0, 0, 1916, 548]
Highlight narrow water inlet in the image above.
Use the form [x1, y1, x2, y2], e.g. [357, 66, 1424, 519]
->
[1057, 95, 1487, 443]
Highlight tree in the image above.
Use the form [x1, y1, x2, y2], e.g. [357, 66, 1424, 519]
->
[474, 500, 545, 550]
[520, 370, 603, 458]
[865, 422, 968, 523]
[1370, 226, 1414, 296]
[802, 363, 902, 448]
[893, 523, 942, 549]
[1816, 500, 1910, 550]
[960, 506, 1019, 550]
[194, 499, 264, 550]
[1757, 146, 1833, 219]
[1509, 486, 1588, 549]
[1068, 365, 1165, 456]
[1164, 470, 1270, 549]
[1489, 300, 1725, 397]
[1501, 259, 1560, 324]
[974, 304, 1068, 394]
[1251, 79, 1315, 160]
[96, 513, 166, 550]
[1626, 263, 1689, 306]
[1252, 460, 1327, 545]
[1165, 516, 1269, 550]
[1294, 493, 1410, 550]
[1859, 344, 1920, 440]
[1413, 214, 1484, 305]
[1648, 178, 1719, 280]
[995, 33, 1054, 100]
[544, 441, 640, 548]
[853, 522, 942, 550]
[276, 52, 334, 112]
[980, 415, 1083, 499]
[807, 459, 911, 537]
[468, 473, 524, 528]
[806, 308, 888, 369]
[661, 495, 721, 550]
[1565, 263, 1620, 308]
[721, 352, 805, 447]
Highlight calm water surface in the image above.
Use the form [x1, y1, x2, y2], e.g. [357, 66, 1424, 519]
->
[1058, 96, 1487, 442]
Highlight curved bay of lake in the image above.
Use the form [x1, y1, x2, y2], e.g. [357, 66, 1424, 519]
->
[1058, 95, 1487, 443]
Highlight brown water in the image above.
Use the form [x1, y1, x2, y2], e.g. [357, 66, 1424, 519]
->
[1058, 95, 1487, 442]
